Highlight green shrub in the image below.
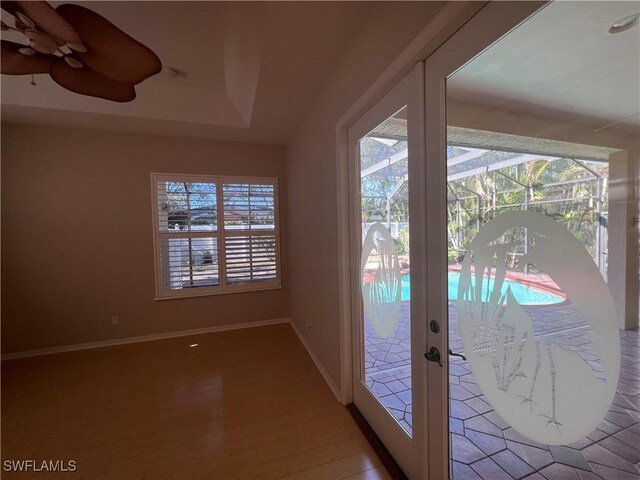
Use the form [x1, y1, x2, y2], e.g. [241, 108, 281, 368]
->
[396, 227, 410, 255]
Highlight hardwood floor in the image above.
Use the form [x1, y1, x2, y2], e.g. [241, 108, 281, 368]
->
[1, 324, 389, 480]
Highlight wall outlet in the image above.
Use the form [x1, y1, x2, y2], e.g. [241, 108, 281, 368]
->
[111, 316, 119, 326]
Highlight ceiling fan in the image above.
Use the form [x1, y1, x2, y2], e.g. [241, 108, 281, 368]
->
[1, 0, 162, 102]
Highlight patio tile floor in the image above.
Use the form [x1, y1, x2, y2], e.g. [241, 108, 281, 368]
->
[363, 299, 640, 479]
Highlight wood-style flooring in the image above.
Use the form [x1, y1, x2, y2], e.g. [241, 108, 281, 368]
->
[1, 324, 389, 480]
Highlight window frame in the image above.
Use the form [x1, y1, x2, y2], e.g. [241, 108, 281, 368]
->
[151, 173, 282, 300]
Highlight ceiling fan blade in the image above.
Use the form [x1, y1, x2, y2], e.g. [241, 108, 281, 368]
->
[1, 39, 52, 74]
[1, 1, 81, 45]
[50, 60, 136, 102]
[55, 4, 161, 85]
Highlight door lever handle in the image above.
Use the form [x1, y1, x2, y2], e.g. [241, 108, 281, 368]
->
[448, 349, 466, 361]
[424, 347, 442, 367]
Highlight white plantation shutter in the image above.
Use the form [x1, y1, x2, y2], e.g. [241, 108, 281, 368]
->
[159, 237, 220, 289]
[154, 176, 221, 297]
[224, 235, 278, 284]
[222, 180, 279, 290]
[152, 174, 280, 299]
[223, 183, 276, 229]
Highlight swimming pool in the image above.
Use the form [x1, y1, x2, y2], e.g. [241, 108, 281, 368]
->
[400, 271, 565, 305]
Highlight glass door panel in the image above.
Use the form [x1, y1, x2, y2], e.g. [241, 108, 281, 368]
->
[443, 2, 640, 479]
[359, 106, 413, 435]
[349, 69, 426, 479]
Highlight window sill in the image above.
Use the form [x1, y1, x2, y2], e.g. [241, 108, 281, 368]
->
[154, 285, 283, 301]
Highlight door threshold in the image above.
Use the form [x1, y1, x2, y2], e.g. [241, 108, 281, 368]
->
[346, 403, 409, 480]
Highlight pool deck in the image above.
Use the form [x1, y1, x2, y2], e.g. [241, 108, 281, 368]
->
[363, 299, 640, 479]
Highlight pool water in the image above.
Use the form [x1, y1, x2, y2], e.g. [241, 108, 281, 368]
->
[400, 271, 565, 305]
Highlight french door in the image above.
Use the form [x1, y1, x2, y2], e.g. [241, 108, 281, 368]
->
[433, 2, 635, 480]
[350, 1, 634, 479]
[347, 3, 553, 479]
[348, 68, 429, 479]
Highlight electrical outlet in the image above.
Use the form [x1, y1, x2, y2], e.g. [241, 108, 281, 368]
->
[111, 316, 119, 326]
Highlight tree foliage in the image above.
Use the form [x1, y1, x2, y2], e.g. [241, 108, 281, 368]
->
[360, 139, 607, 266]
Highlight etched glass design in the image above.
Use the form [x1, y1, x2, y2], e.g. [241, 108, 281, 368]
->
[457, 211, 620, 445]
[361, 223, 402, 339]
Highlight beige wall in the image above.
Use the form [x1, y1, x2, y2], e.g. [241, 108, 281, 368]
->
[1, 123, 288, 353]
[286, 2, 446, 387]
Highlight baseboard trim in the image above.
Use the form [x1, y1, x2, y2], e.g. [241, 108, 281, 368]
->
[1, 317, 291, 361]
[289, 319, 342, 402]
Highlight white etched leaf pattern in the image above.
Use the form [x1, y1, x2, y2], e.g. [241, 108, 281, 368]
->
[361, 223, 402, 339]
[457, 211, 620, 445]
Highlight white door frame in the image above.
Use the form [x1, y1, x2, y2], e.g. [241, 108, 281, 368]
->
[347, 69, 426, 479]
[336, 2, 547, 478]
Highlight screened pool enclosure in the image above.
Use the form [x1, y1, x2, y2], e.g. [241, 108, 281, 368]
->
[360, 127, 610, 279]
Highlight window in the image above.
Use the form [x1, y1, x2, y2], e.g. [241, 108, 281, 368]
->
[151, 174, 280, 299]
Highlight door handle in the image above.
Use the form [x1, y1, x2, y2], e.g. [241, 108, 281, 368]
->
[425, 347, 467, 366]
[424, 347, 442, 367]
[448, 349, 466, 361]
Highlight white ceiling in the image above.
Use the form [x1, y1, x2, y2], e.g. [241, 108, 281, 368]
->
[1, 1, 374, 144]
[448, 1, 640, 134]
[3, 1, 639, 144]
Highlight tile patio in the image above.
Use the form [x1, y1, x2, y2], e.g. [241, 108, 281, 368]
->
[363, 299, 640, 479]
